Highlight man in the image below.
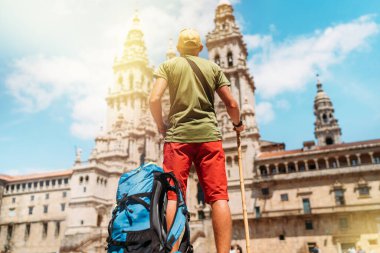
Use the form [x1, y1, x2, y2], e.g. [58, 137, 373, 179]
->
[149, 28, 244, 253]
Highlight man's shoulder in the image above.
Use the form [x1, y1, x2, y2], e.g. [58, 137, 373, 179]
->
[188, 56, 220, 71]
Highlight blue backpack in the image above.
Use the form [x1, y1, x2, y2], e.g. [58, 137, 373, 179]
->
[107, 163, 193, 253]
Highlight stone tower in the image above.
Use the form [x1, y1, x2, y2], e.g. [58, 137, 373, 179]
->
[60, 12, 159, 252]
[314, 79, 342, 146]
[186, 2, 262, 251]
[90, 10, 158, 171]
[206, 0, 260, 178]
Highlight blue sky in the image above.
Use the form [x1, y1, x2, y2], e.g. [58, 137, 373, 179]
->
[0, 0, 379, 175]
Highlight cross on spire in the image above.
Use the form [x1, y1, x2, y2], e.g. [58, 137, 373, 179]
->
[316, 73, 323, 92]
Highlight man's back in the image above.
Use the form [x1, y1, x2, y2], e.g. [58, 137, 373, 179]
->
[154, 55, 229, 143]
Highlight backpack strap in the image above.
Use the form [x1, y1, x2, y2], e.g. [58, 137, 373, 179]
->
[150, 172, 192, 253]
[178, 215, 193, 253]
[183, 56, 214, 107]
[161, 173, 192, 252]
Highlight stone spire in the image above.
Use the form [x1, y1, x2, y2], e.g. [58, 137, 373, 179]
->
[314, 77, 342, 146]
[116, 10, 149, 65]
[206, 0, 259, 138]
[90, 10, 157, 170]
[204, 1, 260, 183]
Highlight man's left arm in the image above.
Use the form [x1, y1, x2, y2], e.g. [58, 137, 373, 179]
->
[149, 77, 168, 135]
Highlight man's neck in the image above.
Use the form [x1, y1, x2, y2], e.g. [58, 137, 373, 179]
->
[180, 53, 199, 57]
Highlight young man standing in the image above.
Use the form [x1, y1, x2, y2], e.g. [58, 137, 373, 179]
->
[149, 28, 244, 253]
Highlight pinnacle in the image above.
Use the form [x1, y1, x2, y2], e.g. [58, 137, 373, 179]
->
[316, 74, 323, 92]
[133, 9, 140, 24]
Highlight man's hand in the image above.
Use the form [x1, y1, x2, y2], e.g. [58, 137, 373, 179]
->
[234, 124, 245, 133]
[232, 119, 245, 133]
[158, 124, 167, 137]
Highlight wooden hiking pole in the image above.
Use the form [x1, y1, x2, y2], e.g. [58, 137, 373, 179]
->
[236, 132, 251, 253]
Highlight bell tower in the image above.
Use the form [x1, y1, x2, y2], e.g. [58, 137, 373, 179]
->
[314, 78, 342, 146]
[89, 11, 158, 171]
[206, 0, 259, 138]
[206, 0, 260, 178]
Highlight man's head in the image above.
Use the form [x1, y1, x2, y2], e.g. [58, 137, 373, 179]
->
[177, 28, 203, 56]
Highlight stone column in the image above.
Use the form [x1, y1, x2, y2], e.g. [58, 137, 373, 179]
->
[304, 160, 309, 171]
[345, 155, 350, 166]
[335, 156, 340, 167]
[314, 159, 319, 170]
[369, 152, 374, 164]
[295, 162, 299, 172]
[274, 163, 279, 174]
[356, 153, 361, 165]
[325, 158, 330, 169]
[284, 162, 289, 173]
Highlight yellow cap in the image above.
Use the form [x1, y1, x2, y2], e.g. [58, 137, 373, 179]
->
[177, 28, 203, 50]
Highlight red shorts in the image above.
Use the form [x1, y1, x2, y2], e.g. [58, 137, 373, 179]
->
[163, 141, 229, 204]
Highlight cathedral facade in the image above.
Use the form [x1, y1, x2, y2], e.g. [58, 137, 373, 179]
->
[1, 1, 379, 253]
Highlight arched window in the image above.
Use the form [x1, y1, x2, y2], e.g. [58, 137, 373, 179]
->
[278, 164, 286, 174]
[373, 152, 380, 164]
[322, 114, 328, 123]
[325, 137, 334, 145]
[288, 163, 296, 173]
[269, 164, 277, 174]
[227, 52, 233, 67]
[259, 166, 268, 176]
[226, 156, 232, 168]
[97, 214, 103, 227]
[214, 55, 220, 66]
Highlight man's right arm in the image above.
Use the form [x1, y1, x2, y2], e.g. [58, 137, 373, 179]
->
[149, 77, 168, 135]
[216, 86, 244, 132]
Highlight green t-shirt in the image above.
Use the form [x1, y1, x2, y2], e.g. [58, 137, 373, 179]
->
[154, 55, 230, 143]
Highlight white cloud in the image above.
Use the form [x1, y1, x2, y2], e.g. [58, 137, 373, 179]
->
[275, 99, 290, 110]
[3, 1, 379, 139]
[247, 15, 380, 98]
[5, 51, 113, 138]
[3, 0, 223, 139]
[245, 34, 273, 51]
[70, 95, 106, 139]
[256, 102, 275, 125]
[1, 167, 60, 176]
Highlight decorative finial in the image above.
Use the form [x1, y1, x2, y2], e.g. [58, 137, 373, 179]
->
[316, 73, 323, 92]
[132, 9, 140, 29]
[75, 146, 82, 164]
[133, 9, 139, 22]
